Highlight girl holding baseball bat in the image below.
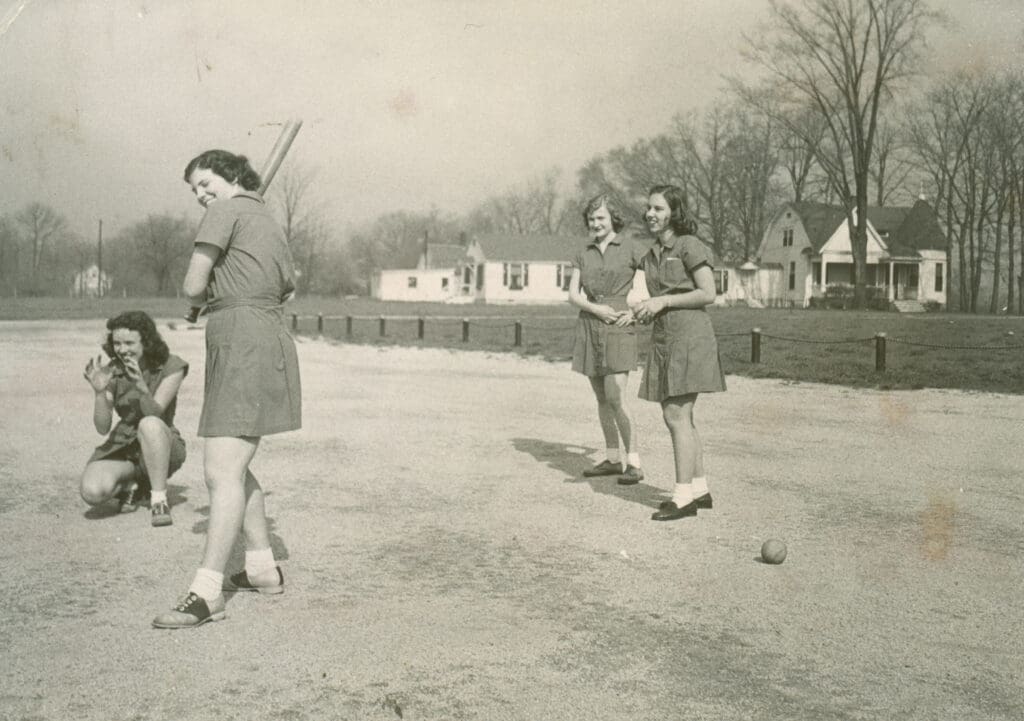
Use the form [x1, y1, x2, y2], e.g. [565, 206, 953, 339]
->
[631, 185, 725, 522]
[153, 150, 301, 629]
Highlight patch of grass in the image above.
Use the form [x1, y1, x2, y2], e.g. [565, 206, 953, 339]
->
[6, 296, 1024, 394]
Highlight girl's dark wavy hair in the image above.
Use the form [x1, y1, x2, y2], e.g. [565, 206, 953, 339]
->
[183, 149, 262, 191]
[581, 193, 626, 233]
[102, 311, 169, 370]
[649, 184, 699, 236]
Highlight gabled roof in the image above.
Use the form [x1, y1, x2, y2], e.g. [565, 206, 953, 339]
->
[784, 200, 945, 255]
[423, 243, 468, 269]
[471, 233, 583, 262]
[886, 199, 947, 255]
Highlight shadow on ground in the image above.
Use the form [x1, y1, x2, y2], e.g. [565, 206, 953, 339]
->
[512, 437, 666, 509]
[84, 482, 189, 520]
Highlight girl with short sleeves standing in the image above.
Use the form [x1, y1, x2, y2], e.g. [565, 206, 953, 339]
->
[153, 150, 301, 629]
[568, 194, 647, 484]
[632, 185, 725, 521]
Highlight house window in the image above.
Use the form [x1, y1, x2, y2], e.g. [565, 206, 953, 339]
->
[441, 277, 449, 289]
[503, 262, 528, 290]
[714, 269, 729, 295]
[463, 267, 471, 285]
[476, 264, 484, 290]
[556, 263, 572, 291]
[407, 277, 418, 288]
[788, 261, 796, 290]
[782, 229, 794, 247]
[935, 263, 944, 292]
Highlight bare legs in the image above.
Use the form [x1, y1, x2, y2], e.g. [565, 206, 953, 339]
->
[136, 416, 173, 496]
[588, 372, 636, 454]
[80, 460, 135, 506]
[660, 393, 701, 485]
[80, 416, 175, 506]
[199, 435, 270, 575]
[649, 392, 712, 519]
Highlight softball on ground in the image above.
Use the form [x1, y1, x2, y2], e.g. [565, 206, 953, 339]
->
[761, 539, 787, 564]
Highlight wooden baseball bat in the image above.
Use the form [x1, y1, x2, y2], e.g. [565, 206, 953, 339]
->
[185, 119, 303, 323]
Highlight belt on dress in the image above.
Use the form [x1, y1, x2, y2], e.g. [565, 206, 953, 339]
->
[206, 297, 285, 313]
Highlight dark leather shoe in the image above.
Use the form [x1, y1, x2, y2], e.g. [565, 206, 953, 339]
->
[694, 492, 713, 509]
[617, 465, 645, 485]
[224, 567, 284, 595]
[651, 500, 698, 521]
[583, 460, 623, 477]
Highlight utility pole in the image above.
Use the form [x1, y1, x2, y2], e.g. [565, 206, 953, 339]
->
[97, 219, 103, 297]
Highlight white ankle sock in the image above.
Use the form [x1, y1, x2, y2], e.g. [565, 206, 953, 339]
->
[150, 490, 167, 505]
[626, 452, 641, 469]
[671, 483, 694, 507]
[245, 548, 277, 578]
[691, 476, 708, 497]
[605, 448, 620, 463]
[189, 568, 224, 601]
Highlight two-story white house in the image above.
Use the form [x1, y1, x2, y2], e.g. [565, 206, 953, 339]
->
[749, 199, 947, 309]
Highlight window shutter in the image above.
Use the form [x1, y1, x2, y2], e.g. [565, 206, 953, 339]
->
[503, 263, 508, 287]
[524, 264, 529, 286]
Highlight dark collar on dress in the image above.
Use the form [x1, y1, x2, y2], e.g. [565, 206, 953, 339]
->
[587, 234, 623, 248]
[653, 233, 681, 257]
[235, 190, 265, 204]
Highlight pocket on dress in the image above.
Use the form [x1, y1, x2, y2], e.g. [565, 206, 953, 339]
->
[660, 257, 692, 288]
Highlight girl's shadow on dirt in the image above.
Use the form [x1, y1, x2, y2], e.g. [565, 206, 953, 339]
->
[84, 482, 189, 520]
[512, 438, 665, 510]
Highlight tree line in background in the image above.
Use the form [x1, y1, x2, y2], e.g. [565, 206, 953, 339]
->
[3, 1, 1023, 313]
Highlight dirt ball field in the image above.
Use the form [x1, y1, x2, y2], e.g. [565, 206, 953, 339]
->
[1, 320, 1021, 721]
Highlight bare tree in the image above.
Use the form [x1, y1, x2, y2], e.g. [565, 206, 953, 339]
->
[272, 163, 334, 294]
[720, 107, 783, 260]
[14, 202, 67, 289]
[677, 109, 734, 259]
[738, 0, 941, 306]
[577, 134, 695, 227]
[775, 105, 826, 202]
[0, 215, 18, 293]
[467, 167, 573, 236]
[871, 117, 916, 206]
[115, 214, 193, 295]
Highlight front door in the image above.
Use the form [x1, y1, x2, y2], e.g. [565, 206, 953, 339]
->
[894, 263, 919, 300]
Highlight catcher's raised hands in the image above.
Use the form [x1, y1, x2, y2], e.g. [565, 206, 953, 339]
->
[83, 355, 115, 393]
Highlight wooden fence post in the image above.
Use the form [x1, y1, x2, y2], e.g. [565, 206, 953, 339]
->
[317, 313, 324, 334]
[751, 328, 761, 364]
[462, 318, 470, 342]
[291, 313, 298, 331]
[345, 315, 353, 338]
[875, 332, 887, 372]
[514, 321, 522, 347]
[417, 317, 425, 340]
[379, 316, 386, 337]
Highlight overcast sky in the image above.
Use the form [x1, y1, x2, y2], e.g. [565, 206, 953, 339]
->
[1, 0, 1022, 241]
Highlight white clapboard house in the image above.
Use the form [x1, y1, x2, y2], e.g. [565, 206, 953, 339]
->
[724, 199, 948, 310]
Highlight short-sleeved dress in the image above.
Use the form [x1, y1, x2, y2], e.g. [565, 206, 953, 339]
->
[572, 235, 649, 377]
[192, 192, 302, 437]
[88, 354, 189, 478]
[638, 234, 726, 401]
